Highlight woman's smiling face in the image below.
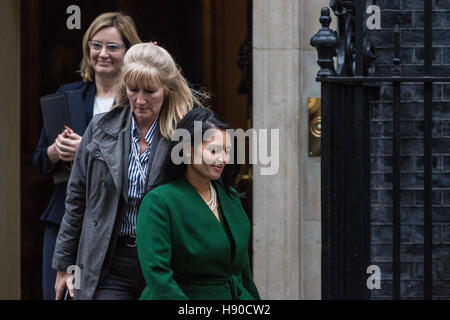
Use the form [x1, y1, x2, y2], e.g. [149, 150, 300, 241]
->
[189, 129, 232, 181]
[89, 26, 126, 78]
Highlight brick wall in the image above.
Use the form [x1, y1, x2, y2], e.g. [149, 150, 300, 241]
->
[368, 0, 450, 299]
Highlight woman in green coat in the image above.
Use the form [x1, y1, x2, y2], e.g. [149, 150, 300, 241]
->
[136, 107, 260, 300]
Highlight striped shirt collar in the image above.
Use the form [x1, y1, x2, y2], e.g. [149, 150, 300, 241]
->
[131, 113, 159, 146]
[120, 114, 159, 236]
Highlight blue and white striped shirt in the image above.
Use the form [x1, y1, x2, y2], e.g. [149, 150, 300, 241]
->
[119, 114, 158, 236]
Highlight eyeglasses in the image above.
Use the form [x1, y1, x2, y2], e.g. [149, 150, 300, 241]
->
[88, 41, 124, 53]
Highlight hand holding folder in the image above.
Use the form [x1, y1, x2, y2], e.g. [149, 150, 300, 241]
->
[40, 90, 86, 183]
[40, 90, 86, 143]
[61, 126, 75, 168]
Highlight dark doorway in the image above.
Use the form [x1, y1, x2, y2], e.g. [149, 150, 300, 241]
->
[21, 0, 202, 300]
[21, 0, 251, 299]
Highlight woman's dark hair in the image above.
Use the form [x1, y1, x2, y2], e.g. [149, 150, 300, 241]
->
[157, 107, 241, 196]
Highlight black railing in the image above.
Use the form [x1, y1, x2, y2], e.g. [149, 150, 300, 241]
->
[311, 0, 450, 299]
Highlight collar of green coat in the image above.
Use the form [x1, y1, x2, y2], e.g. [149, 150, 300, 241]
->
[177, 175, 232, 209]
[177, 175, 242, 264]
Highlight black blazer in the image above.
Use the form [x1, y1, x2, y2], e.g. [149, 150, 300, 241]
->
[33, 81, 95, 224]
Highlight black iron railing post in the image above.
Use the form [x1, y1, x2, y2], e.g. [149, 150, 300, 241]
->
[392, 25, 401, 300]
[424, 0, 433, 300]
[311, 6, 338, 299]
[353, 0, 370, 299]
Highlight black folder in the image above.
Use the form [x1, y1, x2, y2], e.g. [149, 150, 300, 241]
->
[40, 90, 87, 144]
[40, 90, 87, 184]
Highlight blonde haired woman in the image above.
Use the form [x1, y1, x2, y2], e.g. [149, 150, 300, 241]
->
[52, 42, 206, 300]
[33, 11, 141, 300]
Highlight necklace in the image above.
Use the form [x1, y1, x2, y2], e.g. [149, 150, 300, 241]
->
[206, 183, 217, 211]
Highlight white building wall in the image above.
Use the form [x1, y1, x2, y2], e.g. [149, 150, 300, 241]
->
[252, 0, 334, 299]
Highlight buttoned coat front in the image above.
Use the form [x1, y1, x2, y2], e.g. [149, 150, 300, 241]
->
[136, 176, 260, 300]
[52, 105, 169, 300]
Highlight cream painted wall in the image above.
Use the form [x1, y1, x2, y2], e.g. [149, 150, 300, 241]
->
[0, 0, 21, 299]
[252, 0, 333, 299]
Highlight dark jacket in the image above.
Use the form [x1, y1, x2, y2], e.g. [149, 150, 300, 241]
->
[136, 176, 260, 300]
[52, 105, 170, 300]
[33, 81, 95, 225]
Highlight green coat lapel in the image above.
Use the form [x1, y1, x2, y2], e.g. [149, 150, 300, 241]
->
[178, 176, 249, 267]
[214, 181, 247, 267]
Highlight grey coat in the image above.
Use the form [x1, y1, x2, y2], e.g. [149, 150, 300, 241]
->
[52, 105, 169, 300]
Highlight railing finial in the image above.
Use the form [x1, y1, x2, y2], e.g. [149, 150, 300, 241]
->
[310, 7, 338, 77]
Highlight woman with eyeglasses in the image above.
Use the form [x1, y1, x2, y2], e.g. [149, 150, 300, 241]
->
[33, 12, 141, 300]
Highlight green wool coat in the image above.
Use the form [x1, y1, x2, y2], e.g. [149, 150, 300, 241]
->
[136, 176, 260, 300]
